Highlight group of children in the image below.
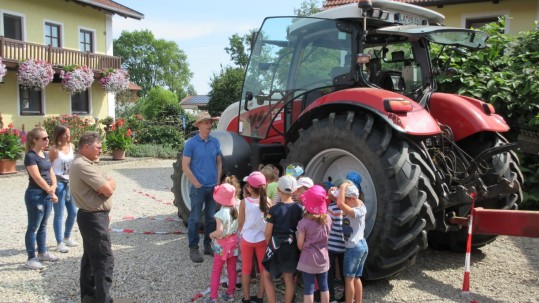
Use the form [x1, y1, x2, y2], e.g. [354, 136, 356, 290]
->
[206, 164, 369, 303]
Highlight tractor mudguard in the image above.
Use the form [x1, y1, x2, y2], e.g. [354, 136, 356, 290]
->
[303, 88, 441, 136]
[428, 92, 509, 141]
[208, 130, 253, 180]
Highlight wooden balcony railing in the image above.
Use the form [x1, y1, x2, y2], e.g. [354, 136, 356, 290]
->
[0, 36, 121, 72]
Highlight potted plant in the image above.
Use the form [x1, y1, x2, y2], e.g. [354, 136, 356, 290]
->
[0, 57, 6, 82]
[0, 123, 25, 174]
[60, 65, 94, 93]
[105, 118, 133, 160]
[17, 59, 54, 91]
[99, 68, 130, 94]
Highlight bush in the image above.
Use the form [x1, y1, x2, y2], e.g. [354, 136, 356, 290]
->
[136, 123, 184, 149]
[127, 144, 178, 158]
[43, 114, 103, 147]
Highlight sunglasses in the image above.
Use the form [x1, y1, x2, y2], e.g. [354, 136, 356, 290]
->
[38, 136, 49, 141]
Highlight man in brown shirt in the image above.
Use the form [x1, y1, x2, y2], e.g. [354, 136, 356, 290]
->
[70, 132, 116, 303]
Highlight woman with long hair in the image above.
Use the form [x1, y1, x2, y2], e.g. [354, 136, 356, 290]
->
[23, 127, 59, 269]
[49, 125, 78, 253]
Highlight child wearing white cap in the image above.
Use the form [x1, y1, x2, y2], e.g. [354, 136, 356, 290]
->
[332, 182, 368, 303]
[262, 175, 303, 303]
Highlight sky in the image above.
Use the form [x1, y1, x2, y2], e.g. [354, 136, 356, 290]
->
[113, 0, 310, 96]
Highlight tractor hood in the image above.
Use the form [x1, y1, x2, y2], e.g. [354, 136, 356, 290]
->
[375, 25, 488, 49]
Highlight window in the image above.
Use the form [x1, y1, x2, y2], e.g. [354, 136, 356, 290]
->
[79, 30, 93, 52]
[45, 22, 61, 47]
[19, 87, 43, 115]
[71, 91, 90, 114]
[466, 16, 500, 29]
[3, 14, 22, 40]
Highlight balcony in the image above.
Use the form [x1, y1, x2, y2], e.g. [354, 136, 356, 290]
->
[0, 36, 121, 73]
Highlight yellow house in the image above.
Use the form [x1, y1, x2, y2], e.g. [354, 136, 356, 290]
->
[323, 0, 538, 35]
[0, 0, 143, 130]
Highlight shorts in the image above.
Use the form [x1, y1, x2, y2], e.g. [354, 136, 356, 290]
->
[343, 239, 368, 278]
[262, 241, 299, 279]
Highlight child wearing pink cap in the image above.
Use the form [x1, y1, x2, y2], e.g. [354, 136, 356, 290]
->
[208, 184, 240, 303]
[297, 185, 332, 303]
[238, 171, 271, 303]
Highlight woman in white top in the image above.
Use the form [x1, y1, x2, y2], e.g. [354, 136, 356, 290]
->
[238, 171, 271, 303]
[49, 125, 78, 253]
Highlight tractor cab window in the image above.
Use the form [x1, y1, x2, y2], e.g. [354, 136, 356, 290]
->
[239, 17, 352, 139]
[363, 42, 422, 94]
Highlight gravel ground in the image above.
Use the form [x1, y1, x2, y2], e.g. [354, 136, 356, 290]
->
[0, 158, 538, 303]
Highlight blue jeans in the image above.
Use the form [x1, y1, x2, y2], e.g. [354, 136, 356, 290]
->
[25, 188, 52, 259]
[187, 186, 217, 248]
[343, 239, 368, 278]
[53, 181, 78, 243]
[302, 271, 329, 295]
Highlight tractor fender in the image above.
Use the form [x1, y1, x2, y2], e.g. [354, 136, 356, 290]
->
[209, 130, 253, 180]
[290, 88, 441, 139]
[429, 93, 509, 141]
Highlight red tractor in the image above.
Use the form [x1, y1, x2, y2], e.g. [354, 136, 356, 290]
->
[172, 0, 523, 280]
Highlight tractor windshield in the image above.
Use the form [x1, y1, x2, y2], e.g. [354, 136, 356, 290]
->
[238, 17, 353, 139]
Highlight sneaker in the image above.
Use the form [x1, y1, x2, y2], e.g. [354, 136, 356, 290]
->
[38, 252, 59, 262]
[64, 238, 79, 247]
[189, 247, 203, 263]
[220, 282, 242, 290]
[204, 298, 218, 303]
[204, 243, 213, 255]
[220, 292, 234, 302]
[25, 258, 45, 270]
[250, 296, 263, 303]
[57, 242, 69, 253]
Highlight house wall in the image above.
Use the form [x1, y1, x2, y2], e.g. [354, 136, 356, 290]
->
[0, 0, 107, 54]
[426, 0, 539, 35]
[0, 0, 117, 129]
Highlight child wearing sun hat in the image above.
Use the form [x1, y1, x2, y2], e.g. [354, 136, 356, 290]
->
[238, 171, 271, 303]
[297, 185, 332, 303]
[208, 183, 240, 303]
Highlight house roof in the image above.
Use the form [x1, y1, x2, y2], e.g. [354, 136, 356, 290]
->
[180, 95, 210, 109]
[71, 0, 144, 20]
[323, 0, 499, 9]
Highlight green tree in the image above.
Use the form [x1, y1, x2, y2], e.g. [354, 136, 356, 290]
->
[207, 66, 244, 116]
[294, 0, 321, 16]
[140, 86, 184, 121]
[225, 33, 251, 69]
[113, 30, 195, 99]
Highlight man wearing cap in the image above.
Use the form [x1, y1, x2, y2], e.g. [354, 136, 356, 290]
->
[182, 111, 222, 263]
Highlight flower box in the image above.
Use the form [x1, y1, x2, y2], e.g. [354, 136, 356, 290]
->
[60, 65, 94, 93]
[99, 68, 130, 94]
[17, 59, 54, 91]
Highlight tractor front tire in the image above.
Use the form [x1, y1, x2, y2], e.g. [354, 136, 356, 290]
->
[285, 111, 438, 280]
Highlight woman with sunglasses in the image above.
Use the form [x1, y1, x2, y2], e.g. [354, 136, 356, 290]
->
[23, 127, 59, 270]
[49, 125, 78, 253]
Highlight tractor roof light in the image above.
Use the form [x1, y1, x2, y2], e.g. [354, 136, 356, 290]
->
[482, 103, 496, 115]
[384, 99, 413, 113]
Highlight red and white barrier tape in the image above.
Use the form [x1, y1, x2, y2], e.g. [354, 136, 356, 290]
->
[132, 189, 174, 205]
[462, 193, 478, 303]
[110, 228, 185, 235]
[120, 215, 181, 222]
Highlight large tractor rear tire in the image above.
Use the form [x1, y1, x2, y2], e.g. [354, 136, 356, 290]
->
[428, 132, 523, 251]
[284, 111, 439, 280]
[171, 151, 193, 226]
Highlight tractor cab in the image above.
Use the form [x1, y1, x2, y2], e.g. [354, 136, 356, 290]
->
[237, 1, 488, 142]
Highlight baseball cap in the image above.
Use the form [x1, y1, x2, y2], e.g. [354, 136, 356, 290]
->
[244, 171, 266, 188]
[193, 111, 219, 126]
[295, 177, 314, 190]
[346, 171, 363, 193]
[285, 163, 304, 178]
[213, 183, 236, 207]
[278, 175, 297, 194]
[302, 185, 327, 214]
[331, 185, 360, 198]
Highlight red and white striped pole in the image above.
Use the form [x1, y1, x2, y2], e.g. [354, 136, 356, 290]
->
[462, 193, 478, 303]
